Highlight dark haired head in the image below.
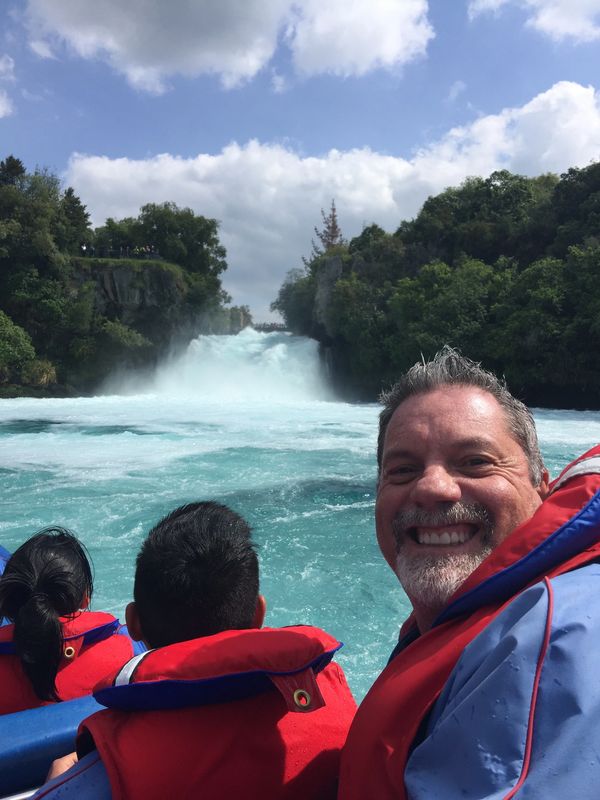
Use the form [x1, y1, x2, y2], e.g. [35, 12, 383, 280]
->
[132, 502, 259, 649]
[0, 527, 93, 701]
[377, 347, 545, 486]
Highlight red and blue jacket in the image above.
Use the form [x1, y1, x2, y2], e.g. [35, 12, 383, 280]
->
[81, 625, 356, 799]
[339, 446, 600, 800]
[0, 611, 138, 714]
[35, 625, 356, 800]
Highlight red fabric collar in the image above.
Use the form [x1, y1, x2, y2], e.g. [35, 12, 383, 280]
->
[0, 611, 118, 644]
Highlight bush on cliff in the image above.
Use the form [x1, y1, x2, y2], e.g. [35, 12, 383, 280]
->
[0, 310, 36, 383]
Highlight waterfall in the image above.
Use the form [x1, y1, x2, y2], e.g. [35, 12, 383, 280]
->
[104, 328, 333, 401]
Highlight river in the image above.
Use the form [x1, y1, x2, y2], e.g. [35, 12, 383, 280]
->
[1, 329, 599, 699]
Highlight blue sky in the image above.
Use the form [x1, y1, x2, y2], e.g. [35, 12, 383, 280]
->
[2, 1, 600, 319]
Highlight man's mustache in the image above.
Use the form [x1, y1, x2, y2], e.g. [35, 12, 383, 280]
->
[392, 502, 493, 539]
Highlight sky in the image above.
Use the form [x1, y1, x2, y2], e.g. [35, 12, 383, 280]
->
[2, 1, 600, 320]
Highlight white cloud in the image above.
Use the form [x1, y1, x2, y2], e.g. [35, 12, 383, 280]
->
[24, 0, 434, 92]
[0, 55, 15, 81]
[0, 56, 16, 116]
[286, 0, 433, 77]
[469, 0, 600, 42]
[0, 89, 14, 118]
[65, 81, 600, 319]
[447, 79, 467, 103]
[271, 70, 288, 94]
[28, 38, 56, 59]
[468, 0, 510, 16]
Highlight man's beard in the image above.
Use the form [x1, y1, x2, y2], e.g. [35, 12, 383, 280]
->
[392, 503, 494, 613]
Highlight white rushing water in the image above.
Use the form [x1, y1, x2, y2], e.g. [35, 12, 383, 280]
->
[1, 329, 599, 699]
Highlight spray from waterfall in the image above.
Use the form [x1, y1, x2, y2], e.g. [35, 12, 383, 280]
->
[103, 328, 334, 402]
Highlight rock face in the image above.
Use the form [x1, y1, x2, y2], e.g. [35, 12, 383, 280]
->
[85, 261, 185, 323]
[303, 254, 375, 401]
[312, 255, 343, 340]
[71, 258, 251, 340]
[50, 258, 254, 393]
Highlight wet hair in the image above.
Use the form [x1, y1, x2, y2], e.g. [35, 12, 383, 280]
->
[377, 346, 544, 486]
[134, 501, 259, 649]
[0, 527, 93, 702]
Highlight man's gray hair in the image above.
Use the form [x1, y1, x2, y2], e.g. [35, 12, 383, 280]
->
[377, 347, 545, 486]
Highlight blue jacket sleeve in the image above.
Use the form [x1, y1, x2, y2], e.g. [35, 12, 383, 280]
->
[31, 751, 111, 799]
[404, 563, 600, 799]
[0, 544, 10, 577]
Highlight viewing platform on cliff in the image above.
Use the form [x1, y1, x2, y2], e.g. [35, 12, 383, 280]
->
[253, 322, 288, 333]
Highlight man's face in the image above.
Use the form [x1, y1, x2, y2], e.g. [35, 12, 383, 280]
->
[376, 386, 548, 618]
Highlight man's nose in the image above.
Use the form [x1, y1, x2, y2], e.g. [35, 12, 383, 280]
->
[411, 465, 462, 508]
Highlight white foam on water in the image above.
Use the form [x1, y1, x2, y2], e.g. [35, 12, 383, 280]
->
[105, 328, 334, 402]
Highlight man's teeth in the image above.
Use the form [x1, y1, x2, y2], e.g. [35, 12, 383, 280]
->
[416, 530, 473, 545]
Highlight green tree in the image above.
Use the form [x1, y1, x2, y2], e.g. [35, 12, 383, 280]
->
[136, 202, 227, 274]
[0, 155, 26, 186]
[93, 216, 137, 257]
[550, 163, 600, 257]
[0, 167, 66, 284]
[305, 200, 345, 264]
[328, 272, 392, 393]
[0, 310, 36, 382]
[348, 224, 406, 282]
[489, 257, 564, 392]
[270, 269, 316, 335]
[56, 187, 92, 255]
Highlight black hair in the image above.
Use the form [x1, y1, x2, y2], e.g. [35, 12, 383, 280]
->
[0, 527, 94, 701]
[134, 501, 259, 649]
[378, 346, 544, 485]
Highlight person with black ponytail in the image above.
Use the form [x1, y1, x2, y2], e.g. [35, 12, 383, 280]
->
[0, 527, 142, 714]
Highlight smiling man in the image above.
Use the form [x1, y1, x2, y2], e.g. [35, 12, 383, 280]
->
[377, 377, 548, 633]
[339, 348, 600, 799]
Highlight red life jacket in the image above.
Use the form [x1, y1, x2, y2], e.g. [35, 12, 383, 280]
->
[339, 446, 600, 800]
[78, 625, 357, 800]
[0, 611, 134, 714]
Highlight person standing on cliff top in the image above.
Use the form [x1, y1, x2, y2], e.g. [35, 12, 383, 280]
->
[339, 346, 600, 799]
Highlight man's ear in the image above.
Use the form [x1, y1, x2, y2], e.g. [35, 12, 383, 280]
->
[125, 601, 145, 643]
[537, 468, 550, 500]
[253, 594, 267, 629]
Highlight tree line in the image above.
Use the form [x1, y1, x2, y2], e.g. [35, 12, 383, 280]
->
[0, 156, 240, 394]
[272, 169, 600, 407]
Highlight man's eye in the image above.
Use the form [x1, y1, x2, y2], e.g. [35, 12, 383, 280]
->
[386, 465, 418, 480]
[464, 457, 490, 467]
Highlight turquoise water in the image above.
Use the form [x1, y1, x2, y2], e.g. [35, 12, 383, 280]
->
[1, 329, 599, 700]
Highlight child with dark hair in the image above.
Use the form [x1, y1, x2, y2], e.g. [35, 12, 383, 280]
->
[130, 501, 262, 647]
[37, 502, 356, 800]
[0, 528, 142, 714]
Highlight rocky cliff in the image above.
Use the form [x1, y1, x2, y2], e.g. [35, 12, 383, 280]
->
[71, 258, 251, 340]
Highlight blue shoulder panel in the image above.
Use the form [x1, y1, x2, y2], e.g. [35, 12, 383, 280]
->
[405, 564, 600, 799]
[0, 544, 10, 577]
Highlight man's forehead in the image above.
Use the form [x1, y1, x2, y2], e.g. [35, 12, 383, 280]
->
[385, 386, 514, 443]
[391, 385, 502, 418]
